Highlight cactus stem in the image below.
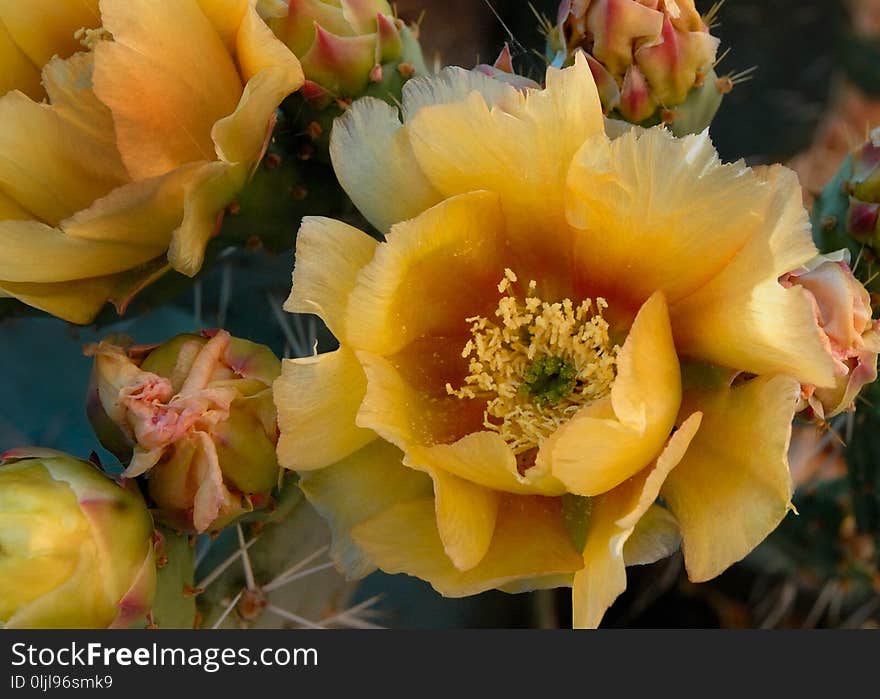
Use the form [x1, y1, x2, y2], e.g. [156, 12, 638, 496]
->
[211, 590, 244, 629]
[195, 534, 260, 590]
[263, 544, 329, 589]
[263, 561, 336, 593]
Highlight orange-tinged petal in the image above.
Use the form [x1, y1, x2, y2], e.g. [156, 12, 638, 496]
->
[330, 97, 442, 234]
[0, 188, 30, 220]
[94, 0, 242, 180]
[0, 0, 99, 68]
[661, 373, 800, 583]
[567, 128, 763, 306]
[351, 495, 583, 597]
[572, 412, 701, 628]
[274, 347, 375, 471]
[405, 431, 568, 497]
[671, 165, 838, 389]
[345, 190, 511, 355]
[285, 217, 378, 341]
[426, 468, 499, 571]
[299, 439, 432, 578]
[406, 54, 604, 241]
[212, 3, 303, 165]
[549, 292, 682, 496]
[0, 19, 41, 99]
[0, 90, 127, 225]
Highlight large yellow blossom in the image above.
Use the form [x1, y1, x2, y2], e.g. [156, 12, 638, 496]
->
[274, 55, 864, 627]
[0, 0, 302, 323]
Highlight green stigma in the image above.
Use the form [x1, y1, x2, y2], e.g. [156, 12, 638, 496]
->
[521, 356, 578, 407]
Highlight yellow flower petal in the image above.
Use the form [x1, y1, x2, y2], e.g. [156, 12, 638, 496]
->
[566, 128, 764, 305]
[406, 54, 604, 238]
[661, 373, 800, 583]
[622, 505, 681, 566]
[299, 439, 432, 578]
[0, 277, 109, 324]
[405, 431, 568, 497]
[212, 3, 303, 165]
[572, 412, 701, 629]
[0, 18, 41, 99]
[671, 165, 837, 389]
[355, 350, 484, 450]
[345, 190, 511, 355]
[285, 217, 378, 340]
[94, 0, 242, 179]
[550, 292, 682, 496]
[400, 66, 521, 121]
[0, 187, 30, 220]
[330, 97, 442, 234]
[0, 90, 127, 225]
[166, 160, 245, 275]
[426, 468, 499, 572]
[62, 162, 206, 247]
[274, 347, 376, 472]
[0, 0, 99, 69]
[351, 495, 583, 597]
[195, 0, 249, 51]
[0, 219, 161, 283]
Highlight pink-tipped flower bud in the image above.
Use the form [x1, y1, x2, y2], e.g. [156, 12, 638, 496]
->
[86, 331, 282, 533]
[556, 0, 722, 132]
[782, 252, 880, 419]
[0, 449, 156, 629]
[269, 0, 426, 102]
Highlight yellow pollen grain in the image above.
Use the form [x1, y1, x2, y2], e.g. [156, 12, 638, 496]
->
[447, 269, 620, 454]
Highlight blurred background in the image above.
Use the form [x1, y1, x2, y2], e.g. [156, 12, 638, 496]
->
[3, 0, 879, 628]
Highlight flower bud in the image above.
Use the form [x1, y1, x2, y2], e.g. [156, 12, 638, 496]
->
[268, 0, 426, 104]
[86, 331, 282, 533]
[556, 0, 722, 132]
[0, 449, 156, 629]
[473, 45, 541, 91]
[782, 252, 880, 418]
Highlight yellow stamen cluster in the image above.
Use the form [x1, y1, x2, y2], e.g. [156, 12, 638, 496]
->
[447, 269, 620, 455]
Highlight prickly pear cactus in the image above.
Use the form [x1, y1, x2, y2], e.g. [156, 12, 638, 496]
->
[268, 0, 428, 155]
[547, 0, 738, 135]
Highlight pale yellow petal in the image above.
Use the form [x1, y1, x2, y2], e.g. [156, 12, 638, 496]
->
[94, 0, 242, 179]
[550, 292, 682, 496]
[572, 412, 701, 629]
[211, 4, 303, 165]
[299, 439, 432, 578]
[623, 505, 681, 566]
[661, 373, 800, 583]
[405, 431, 567, 497]
[286, 217, 378, 340]
[345, 190, 511, 355]
[400, 66, 522, 121]
[352, 495, 583, 597]
[406, 54, 604, 239]
[0, 187, 30, 220]
[330, 97, 442, 234]
[566, 128, 765, 305]
[0, 0, 99, 68]
[671, 165, 837, 388]
[0, 90, 127, 225]
[274, 347, 375, 471]
[427, 468, 499, 571]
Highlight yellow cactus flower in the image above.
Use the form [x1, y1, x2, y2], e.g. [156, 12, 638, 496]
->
[0, 0, 303, 323]
[274, 56, 870, 628]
